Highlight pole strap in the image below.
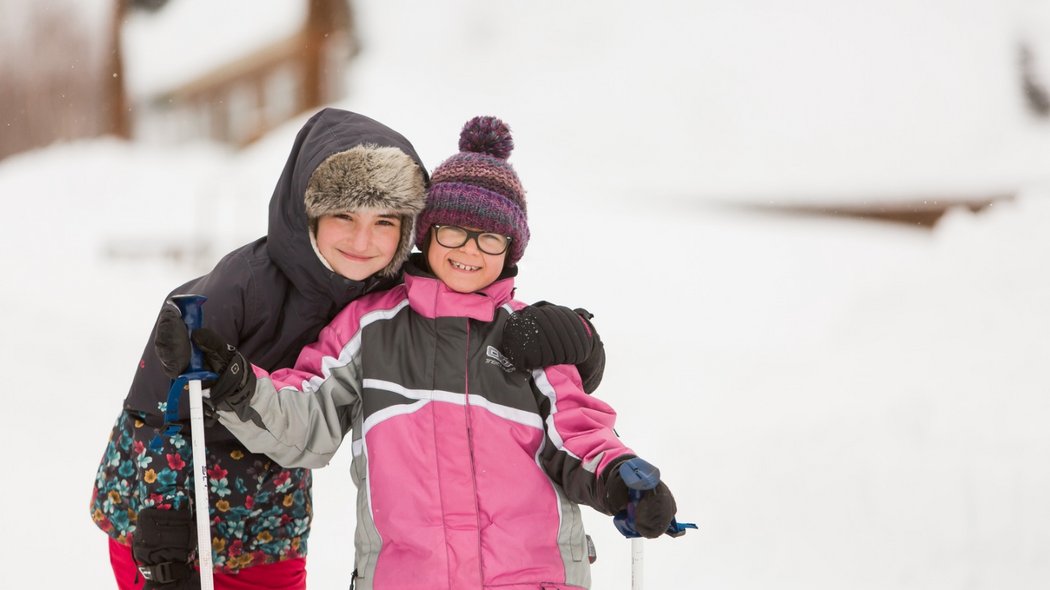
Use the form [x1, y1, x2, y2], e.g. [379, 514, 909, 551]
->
[149, 371, 218, 451]
[137, 560, 195, 584]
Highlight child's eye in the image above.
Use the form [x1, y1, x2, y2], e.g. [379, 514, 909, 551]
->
[377, 219, 399, 228]
[335, 213, 353, 222]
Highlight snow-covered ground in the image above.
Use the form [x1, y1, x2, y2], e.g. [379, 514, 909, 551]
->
[3, 1, 1050, 589]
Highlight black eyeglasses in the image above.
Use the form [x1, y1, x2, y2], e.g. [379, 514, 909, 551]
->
[433, 224, 512, 255]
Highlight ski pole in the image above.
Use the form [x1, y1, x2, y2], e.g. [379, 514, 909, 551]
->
[153, 294, 219, 590]
[631, 535, 644, 590]
[612, 457, 698, 590]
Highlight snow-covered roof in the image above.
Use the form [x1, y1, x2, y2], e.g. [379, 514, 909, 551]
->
[121, 0, 307, 101]
[1, 0, 113, 60]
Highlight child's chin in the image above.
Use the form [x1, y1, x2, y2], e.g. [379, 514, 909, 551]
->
[444, 280, 479, 293]
[339, 261, 383, 281]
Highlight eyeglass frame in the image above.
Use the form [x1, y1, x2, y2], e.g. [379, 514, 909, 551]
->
[431, 224, 512, 255]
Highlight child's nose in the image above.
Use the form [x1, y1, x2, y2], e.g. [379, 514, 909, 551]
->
[350, 226, 372, 250]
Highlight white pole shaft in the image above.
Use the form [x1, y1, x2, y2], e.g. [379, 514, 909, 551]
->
[188, 379, 215, 590]
[631, 538, 644, 590]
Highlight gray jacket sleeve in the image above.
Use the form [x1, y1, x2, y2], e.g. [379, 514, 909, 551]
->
[216, 355, 363, 469]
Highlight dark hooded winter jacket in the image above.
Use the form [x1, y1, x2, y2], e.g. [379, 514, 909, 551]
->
[90, 108, 428, 573]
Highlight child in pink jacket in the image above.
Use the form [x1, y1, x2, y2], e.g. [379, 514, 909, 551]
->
[159, 116, 678, 590]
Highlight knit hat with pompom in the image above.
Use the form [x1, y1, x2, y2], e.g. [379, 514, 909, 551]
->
[415, 116, 529, 264]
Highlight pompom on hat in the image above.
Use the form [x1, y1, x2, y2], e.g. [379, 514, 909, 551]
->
[415, 116, 529, 264]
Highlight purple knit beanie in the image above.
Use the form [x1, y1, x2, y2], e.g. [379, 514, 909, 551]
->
[415, 116, 529, 264]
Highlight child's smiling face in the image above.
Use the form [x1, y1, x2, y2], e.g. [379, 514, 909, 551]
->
[427, 226, 508, 293]
[315, 209, 402, 280]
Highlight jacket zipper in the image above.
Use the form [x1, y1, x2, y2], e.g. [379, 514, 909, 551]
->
[463, 319, 486, 586]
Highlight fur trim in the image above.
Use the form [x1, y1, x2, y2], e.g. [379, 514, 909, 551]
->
[306, 145, 426, 217]
[305, 145, 426, 278]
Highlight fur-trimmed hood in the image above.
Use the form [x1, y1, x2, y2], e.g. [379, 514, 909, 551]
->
[305, 144, 426, 277]
[268, 108, 429, 299]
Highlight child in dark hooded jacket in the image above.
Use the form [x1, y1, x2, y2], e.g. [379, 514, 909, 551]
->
[91, 109, 606, 590]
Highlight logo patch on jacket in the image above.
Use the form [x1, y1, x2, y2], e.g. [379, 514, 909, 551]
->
[485, 346, 516, 373]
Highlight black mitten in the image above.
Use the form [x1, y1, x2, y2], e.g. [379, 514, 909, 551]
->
[132, 508, 200, 589]
[191, 328, 256, 412]
[502, 302, 594, 368]
[154, 305, 191, 379]
[502, 302, 606, 391]
[501, 302, 606, 392]
[602, 457, 678, 539]
[633, 482, 677, 538]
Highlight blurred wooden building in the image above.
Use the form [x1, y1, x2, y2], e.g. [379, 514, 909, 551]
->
[0, 0, 356, 160]
[0, 0, 127, 160]
[128, 0, 356, 146]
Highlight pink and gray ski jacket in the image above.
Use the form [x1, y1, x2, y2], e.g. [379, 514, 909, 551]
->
[218, 262, 632, 590]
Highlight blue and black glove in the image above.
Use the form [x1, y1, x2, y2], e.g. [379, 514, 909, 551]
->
[501, 302, 606, 393]
[153, 308, 255, 413]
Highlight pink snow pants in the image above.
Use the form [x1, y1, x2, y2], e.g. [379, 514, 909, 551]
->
[108, 538, 307, 590]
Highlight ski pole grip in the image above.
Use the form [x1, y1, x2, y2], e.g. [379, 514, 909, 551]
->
[620, 457, 661, 525]
[619, 457, 661, 491]
[170, 294, 208, 373]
